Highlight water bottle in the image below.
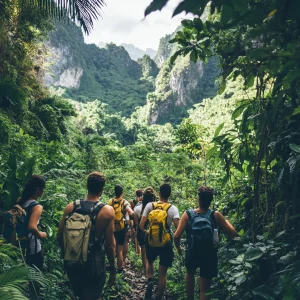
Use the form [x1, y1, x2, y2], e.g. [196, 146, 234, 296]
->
[213, 229, 219, 248]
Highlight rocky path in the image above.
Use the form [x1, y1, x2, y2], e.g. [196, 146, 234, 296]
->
[103, 260, 174, 300]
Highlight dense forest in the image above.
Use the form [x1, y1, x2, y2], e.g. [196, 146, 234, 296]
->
[0, 0, 299, 299]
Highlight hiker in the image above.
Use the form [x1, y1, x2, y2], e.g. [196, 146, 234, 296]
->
[2, 175, 46, 270]
[130, 189, 143, 254]
[130, 189, 143, 210]
[16, 175, 46, 270]
[174, 186, 237, 300]
[57, 172, 116, 300]
[134, 187, 156, 274]
[140, 183, 180, 300]
[108, 184, 138, 273]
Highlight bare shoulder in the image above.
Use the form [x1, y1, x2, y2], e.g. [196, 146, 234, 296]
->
[64, 202, 75, 215]
[99, 204, 114, 220]
[32, 204, 43, 212]
[213, 211, 225, 224]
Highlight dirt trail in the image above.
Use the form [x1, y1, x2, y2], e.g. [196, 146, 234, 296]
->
[104, 260, 174, 300]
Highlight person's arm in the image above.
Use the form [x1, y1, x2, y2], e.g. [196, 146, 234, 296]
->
[103, 206, 116, 269]
[56, 203, 73, 250]
[126, 203, 138, 227]
[173, 211, 187, 254]
[139, 216, 148, 232]
[214, 211, 237, 238]
[28, 205, 47, 239]
[139, 203, 151, 232]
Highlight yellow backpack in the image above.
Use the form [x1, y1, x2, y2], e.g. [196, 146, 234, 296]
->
[147, 202, 172, 247]
[108, 198, 125, 232]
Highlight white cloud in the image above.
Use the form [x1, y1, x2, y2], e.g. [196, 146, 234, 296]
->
[84, 0, 188, 50]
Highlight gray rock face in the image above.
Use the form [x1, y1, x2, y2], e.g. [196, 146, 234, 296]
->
[169, 61, 204, 107]
[44, 45, 82, 88]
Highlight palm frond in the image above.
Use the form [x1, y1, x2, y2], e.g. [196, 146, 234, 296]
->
[0, 288, 29, 300]
[24, 0, 106, 34]
[0, 265, 29, 288]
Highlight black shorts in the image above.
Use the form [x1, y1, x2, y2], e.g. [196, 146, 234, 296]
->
[114, 227, 127, 245]
[146, 242, 174, 268]
[26, 251, 44, 271]
[137, 228, 146, 246]
[65, 255, 106, 298]
[185, 249, 218, 279]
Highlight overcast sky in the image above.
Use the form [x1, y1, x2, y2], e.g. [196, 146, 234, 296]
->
[84, 0, 188, 50]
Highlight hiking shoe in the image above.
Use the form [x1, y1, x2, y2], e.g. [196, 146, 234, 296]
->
[144, 281, 153, 299]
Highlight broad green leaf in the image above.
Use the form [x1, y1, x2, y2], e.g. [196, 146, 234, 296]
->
[289, 143, 300, 153]
[190, 50, 198, 63]
[292, 107, 300, 116]
[193, 18, 203, 31]
[244, 248, 264, 261]
[181, 19, 194, 29]
[235, 274, 247, 285]
[170, 50, 183, 64]
[144, 0, 169, 16]
[232, 101, 249, 119]
[214, 123, 224, 137]
[218, 79, 226, 94]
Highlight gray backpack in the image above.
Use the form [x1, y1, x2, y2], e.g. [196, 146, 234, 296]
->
[186, 209, 217, 255]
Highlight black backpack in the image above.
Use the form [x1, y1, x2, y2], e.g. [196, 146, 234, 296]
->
[186, 209, 217, 255]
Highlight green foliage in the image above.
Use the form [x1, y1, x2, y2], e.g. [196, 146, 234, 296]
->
[48, 23, 155, 117]
[1, 1, 300, 299]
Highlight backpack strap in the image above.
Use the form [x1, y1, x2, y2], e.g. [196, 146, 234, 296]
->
[72, 199, 82, 212]
[24, 201, 39, 213]
[165, 203, 172, 213]
[90, 201, 105, 219]
[186, 209, 195, 228]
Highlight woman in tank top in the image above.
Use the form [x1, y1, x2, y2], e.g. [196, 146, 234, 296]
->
[17, 175, 47, 270]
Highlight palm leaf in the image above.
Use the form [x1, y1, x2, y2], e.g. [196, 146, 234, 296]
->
[24, 0, 106, 34]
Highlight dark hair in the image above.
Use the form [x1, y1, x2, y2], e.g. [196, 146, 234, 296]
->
[19, 175, 46, 206]
[114, 184, 123, 198]
[142, 187, 156, 210]
[136, 189, 143, 197]
[87, 172, 106, 195]
[198, 186, 214, 209]
[160, 183, 171, 200]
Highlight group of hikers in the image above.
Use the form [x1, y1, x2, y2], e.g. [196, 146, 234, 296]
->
[3, 172, 237, 300]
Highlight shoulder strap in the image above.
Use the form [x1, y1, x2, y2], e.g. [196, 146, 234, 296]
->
[152, 202, 156, 210]
[91, 202, 105, 219]
[186, 209, 194, 224]
[165, 203, 172, 213]
[72, 199, 82, 212]
[24, 201, 39, 212]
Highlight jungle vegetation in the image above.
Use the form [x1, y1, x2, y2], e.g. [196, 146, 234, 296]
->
[0, 0, 299, 299]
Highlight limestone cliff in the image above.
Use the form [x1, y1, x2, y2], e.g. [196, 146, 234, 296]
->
[135, 32, 220, 125]
[44, 23, 155, 117]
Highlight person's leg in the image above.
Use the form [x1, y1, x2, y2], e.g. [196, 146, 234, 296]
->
[134, 231, 141, 255]
[145, 260, 154, 299]
[141, 245, 147, 274]
[146, 260, 154, 279]
[186, 269, 196, 300]
[122, 231, 130, 267]
[199, 277, 212, 300]
[116, 244, 124, 270]
[156, 265, 168, 300]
